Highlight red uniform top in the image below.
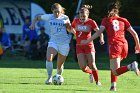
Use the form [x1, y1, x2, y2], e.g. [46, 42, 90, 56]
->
[72, 18, 98, 45]
[101, 16, 131, 45]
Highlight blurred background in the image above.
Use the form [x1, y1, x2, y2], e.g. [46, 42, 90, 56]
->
[0, 0, 140, 61]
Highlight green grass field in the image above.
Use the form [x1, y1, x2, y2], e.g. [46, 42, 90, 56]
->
[0, 53, 140, 93]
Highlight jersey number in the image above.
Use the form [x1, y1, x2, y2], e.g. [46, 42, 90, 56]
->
[112, 20, 119, 31]
[78, 32, 82, 37]
[57, 27, 62, 32]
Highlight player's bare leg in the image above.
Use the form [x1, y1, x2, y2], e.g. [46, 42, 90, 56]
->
[87, 52, 101, 85]
[45, 47, 57, 84]
[57, 53, 67, 75]
[110, 58, 120, 91]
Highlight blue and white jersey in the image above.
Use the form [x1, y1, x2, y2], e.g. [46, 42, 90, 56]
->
[41, 14, 71, 44]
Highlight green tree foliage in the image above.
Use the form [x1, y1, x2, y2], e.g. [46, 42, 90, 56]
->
[32, 0, 140, 25]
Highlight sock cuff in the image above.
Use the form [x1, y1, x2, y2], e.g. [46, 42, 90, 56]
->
[46, 60, 52, 64]
[46, 60, 53, 67]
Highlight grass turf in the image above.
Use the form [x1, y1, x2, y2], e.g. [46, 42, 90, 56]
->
[0, 52, 139, 93]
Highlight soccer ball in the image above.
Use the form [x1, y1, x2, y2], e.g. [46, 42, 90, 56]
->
[52, 74, 64, 85]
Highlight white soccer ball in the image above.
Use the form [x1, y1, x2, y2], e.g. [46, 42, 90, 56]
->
[52, 74, 64, 85]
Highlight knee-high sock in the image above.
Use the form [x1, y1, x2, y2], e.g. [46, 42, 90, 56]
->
[57, 65, 64, 75]
[111, 70, 117, 87]
[92, 70, 99, 82]
[116, 66, 129, 75]
[46, 61, 53, 78]
[84, 66, 92, 74]
[111, 70, 117, 82]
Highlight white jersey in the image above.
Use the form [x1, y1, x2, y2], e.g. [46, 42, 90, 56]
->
[41, 14, 71, 44]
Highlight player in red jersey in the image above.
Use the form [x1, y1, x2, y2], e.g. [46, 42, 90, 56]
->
[81, 1, 140, 91]
[71, 5, 105, 85]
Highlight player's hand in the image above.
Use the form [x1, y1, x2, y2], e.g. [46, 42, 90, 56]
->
[135, 44, 140, 54]
[99, 39, 105, 45]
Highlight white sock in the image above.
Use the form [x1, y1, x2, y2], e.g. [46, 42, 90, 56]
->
[46, 60, 53, 79]
[111, 82, 116, 87]
[127, 64, 132, 70]
[57, 65, 64, 75]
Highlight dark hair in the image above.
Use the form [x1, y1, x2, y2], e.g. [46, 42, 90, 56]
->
[40, 27, 45, 30]
[25, 16, 30, 20]
[51, 3, 65, 14]
[106, 0, 121, 17]
[25, 16, 31, 22]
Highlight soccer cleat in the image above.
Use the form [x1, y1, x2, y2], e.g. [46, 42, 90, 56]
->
[89, 74, 94, 83]
[96, 81, 102, 86]
[45, 76, 52, 85]
[110, 86, 116, 91]
[131, 61, 139, 76]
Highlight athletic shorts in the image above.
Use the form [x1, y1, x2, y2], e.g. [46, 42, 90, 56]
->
[109, 41, 128, 59]
[48, 42, 70, 56]
[76, 44, 95, 54]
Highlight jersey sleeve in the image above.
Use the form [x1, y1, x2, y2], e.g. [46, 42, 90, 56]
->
[101, 18, 106, 27]
[41, 14, 52, 21]
[63, 16, 71, 24]
[123, 18, 131, 30]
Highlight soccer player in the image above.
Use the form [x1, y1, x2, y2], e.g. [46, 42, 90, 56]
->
[81, 1, 140, 91]
[30, 3, 75, 84]
[71, 5, 104, 85]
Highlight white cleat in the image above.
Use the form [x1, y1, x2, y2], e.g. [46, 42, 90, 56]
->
[96, 81, 102, 86]
[89, 74, 94, 83]
[131, 61, 139, 76]
[110, 86, 116, 91]
[45, 76, 52, 85]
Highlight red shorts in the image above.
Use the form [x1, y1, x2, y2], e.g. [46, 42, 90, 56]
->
[76, 44, 95, 54]
[109, 41, 128, 59]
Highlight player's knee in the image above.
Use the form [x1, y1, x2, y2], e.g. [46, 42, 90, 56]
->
[88, 63, 97, 70]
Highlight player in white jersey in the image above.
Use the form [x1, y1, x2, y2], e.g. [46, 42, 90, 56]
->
[30, 3, 76, 84]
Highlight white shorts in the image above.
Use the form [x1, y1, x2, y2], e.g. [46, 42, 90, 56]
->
[48, 42, 70, 56]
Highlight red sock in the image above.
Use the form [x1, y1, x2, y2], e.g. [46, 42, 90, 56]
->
[116, 66, 129, 75]
[92, 70, 99, 82]
[111, 70, 117, 82]
[84, 66, 92, 74]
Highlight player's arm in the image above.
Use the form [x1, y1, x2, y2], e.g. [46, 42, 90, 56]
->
[127, 26, 140, 53]
[65, 23, 76, 36]
[81, 26, 105, 44]
[30, 16, 41, 30]
[94, 28, 105, 45]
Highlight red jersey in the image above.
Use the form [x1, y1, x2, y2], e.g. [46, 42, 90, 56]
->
[72, 18, 98, 44]
[101, 16, 131, 44]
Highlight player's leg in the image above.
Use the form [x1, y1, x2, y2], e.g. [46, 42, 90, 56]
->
[122, 43, 139, 76]
[87, 52, 101, 85]
[45, 42, 58, 84]
[76, 45, 92, 74]
[110, 55, 139, 91]
[57, 44, 70, 75]
[109, 42, 128, 91]
[77, 53, 92, 74]
[57, 53, 67, 75]
[111, 42, 139, 76]
[110, 58, 120, 91]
